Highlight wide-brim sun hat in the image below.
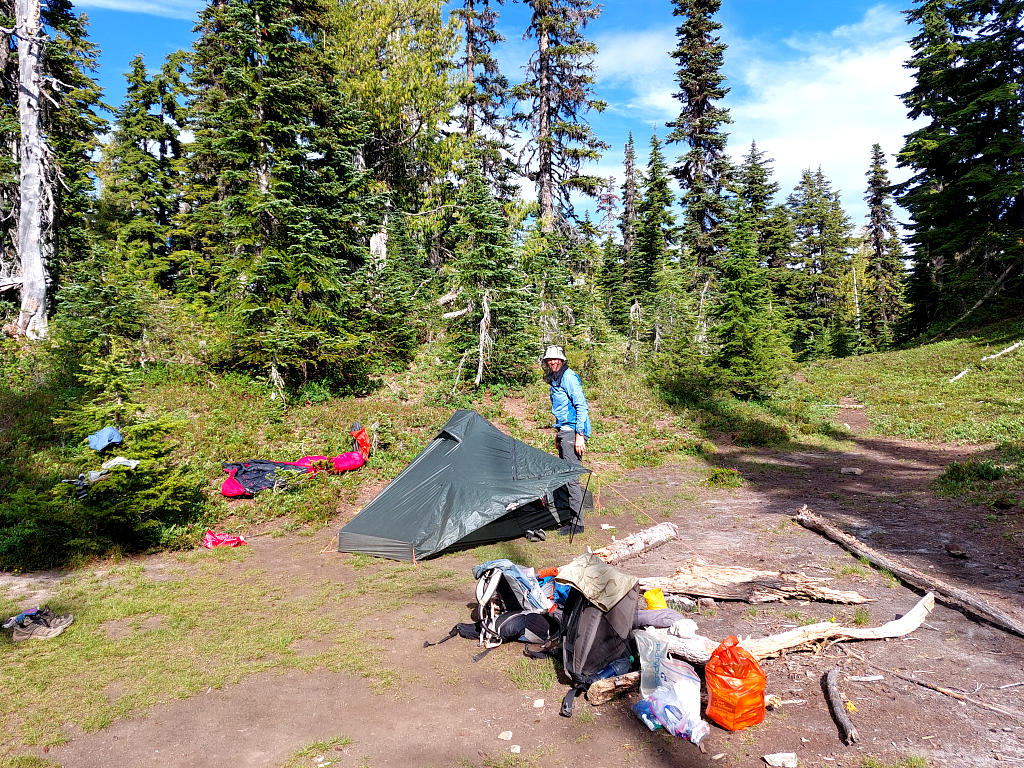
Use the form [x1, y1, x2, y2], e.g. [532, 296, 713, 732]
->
[541, 345, 567, 362]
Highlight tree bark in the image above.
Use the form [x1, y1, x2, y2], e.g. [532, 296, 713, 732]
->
[795, 506, 1024, 638]
[15, 0, 47, 339]
[639, 560, 872, 605]
[536, 4, 553, 231]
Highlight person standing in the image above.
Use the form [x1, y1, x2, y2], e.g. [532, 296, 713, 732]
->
[541, 345, 590, 535]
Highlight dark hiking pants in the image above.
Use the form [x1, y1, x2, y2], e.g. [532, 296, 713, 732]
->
[555, 429, 585, 528]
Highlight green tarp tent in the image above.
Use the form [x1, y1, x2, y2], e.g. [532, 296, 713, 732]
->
[337, 409, 589, 561]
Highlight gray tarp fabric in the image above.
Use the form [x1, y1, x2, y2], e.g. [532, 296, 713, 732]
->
[337, 410, 590, 561]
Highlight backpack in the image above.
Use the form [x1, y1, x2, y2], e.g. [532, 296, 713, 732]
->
[555, 556, 641, 717]
[424, 559, 560, 659]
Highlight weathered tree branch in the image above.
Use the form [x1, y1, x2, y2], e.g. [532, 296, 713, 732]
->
[591, 522, 678, 565]
[823, 668, 858, 744]
[795, 506, 1024, 638]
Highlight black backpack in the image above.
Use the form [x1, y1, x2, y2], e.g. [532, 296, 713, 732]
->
[559, 581, 640, 717]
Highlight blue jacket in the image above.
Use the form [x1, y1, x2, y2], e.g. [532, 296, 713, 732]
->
[549, 368, 591, 437]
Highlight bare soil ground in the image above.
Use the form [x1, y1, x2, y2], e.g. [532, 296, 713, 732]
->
[10, 403, 1024, 768]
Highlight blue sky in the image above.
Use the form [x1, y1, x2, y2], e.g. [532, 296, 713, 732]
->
[76, 0, 919, 228]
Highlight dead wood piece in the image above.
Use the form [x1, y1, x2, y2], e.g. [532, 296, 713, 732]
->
[592, 522, 678, 565]
[740, 592, 935, 660]
[823, 668, 858, 744]
[870, 665, 1022, 721]
[639, 560, 872, 605]
[795, 506, 1024, 639]
[981, 340, 1023, 362]
[586, 671, 640, 705]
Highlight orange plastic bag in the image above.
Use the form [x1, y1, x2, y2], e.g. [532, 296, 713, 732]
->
[704, 636, 766, 730]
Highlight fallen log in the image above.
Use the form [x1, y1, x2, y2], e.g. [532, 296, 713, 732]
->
[592, 522, 678, 565]
[638, 560, 872, 605]
[586, 671, 640, 705]
[795, 506, 1024, 639]
[823, 668, 858, 744]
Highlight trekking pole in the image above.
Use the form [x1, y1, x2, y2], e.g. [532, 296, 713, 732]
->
[567, 471, 591, 545]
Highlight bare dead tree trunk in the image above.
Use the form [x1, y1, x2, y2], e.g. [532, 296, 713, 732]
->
[474, 290, 492, 386]
[536, 13, 553, 232]
[15, 0, 47, 339]
[464, 0, 475, 136]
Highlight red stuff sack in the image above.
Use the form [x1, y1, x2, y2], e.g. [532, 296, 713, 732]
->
[704, 635, 766, 730]
[350, 421, 371, 459]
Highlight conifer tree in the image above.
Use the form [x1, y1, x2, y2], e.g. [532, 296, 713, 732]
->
[735, 141, 780, 251]
[786, 168, 854, 358]
[513, 0, 608, 231]
[619, 132, 639, 255]
[898, 0, 1024, 323]
[446, 164, 534, 386]
[666, 0, 732, 268]
[596, 236, 629, 332]
[631, 134, 675, 304]
[713, 203, 790, 396]
[863, 143, 905, 348]
[451, 0, 516, 199]
[97, 54, 184, 287]
[182, 0, 382, 387]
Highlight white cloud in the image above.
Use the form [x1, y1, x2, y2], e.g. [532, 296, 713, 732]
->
[594, 28, 677, 121]
[588, 5, 920, 224]
[727, 5, 919, 222]
[74, 0, 200, 21]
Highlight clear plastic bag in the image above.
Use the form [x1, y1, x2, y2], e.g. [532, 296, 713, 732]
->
[634, 627, 670, 697]
[646, 668, 711, 744]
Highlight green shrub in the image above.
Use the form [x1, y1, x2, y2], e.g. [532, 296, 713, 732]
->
[704, 468, 745, 488]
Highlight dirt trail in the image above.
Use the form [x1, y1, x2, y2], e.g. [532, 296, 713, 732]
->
[19, 409, 1024, 767]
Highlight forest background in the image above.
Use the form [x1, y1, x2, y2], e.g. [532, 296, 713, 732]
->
[0, 0, 1021, 569]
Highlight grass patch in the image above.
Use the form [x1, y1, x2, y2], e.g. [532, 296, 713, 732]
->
[280, 737, 354, 768]
[703, 468, 745, 489]
[0, 557, 394, 750]
[860, 756, 930, 768]
[853, 607, 871, 626]
[503, 657, 558, 691]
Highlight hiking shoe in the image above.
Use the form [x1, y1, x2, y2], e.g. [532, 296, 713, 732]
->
[12, 616, 68, 642]
[557, 525, 584, 536]
[36, 606, 75, 630]
[524, 529, 546, 542]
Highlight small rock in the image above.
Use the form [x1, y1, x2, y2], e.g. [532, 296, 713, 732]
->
[765, 694, 783, 711]
[533, 699, 545, 708]
[945, 542, 968, 558]
[764, 753, 799, 768]
[839, 467, 863, 476]
[698, 597, 716, 610]
[712, 754, 727, 761]
[510, 745, 520, 754]
[498, 731, 512, 741]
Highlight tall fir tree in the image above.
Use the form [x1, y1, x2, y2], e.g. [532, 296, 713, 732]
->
[631, 133, 675, 304]
[445, 163, 534, 386]
[451, 0, 516, 199]
[619, 132, 639, 255]
[786, 168, 854, 358]
[863, 143, 906, 348]
[712, 203, 790, 396]
[512, 0, 608, 231]
[596, 235, 629, 332]
[181, 0, 383, 387]
[735, 141, 780, 254]
[97, 53, 185, 288]
[665, 0, 732, 268]
[897, 0, 1024, 326]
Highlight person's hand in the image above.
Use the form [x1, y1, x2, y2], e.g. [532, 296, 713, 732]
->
[575, 433, 586, 458]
